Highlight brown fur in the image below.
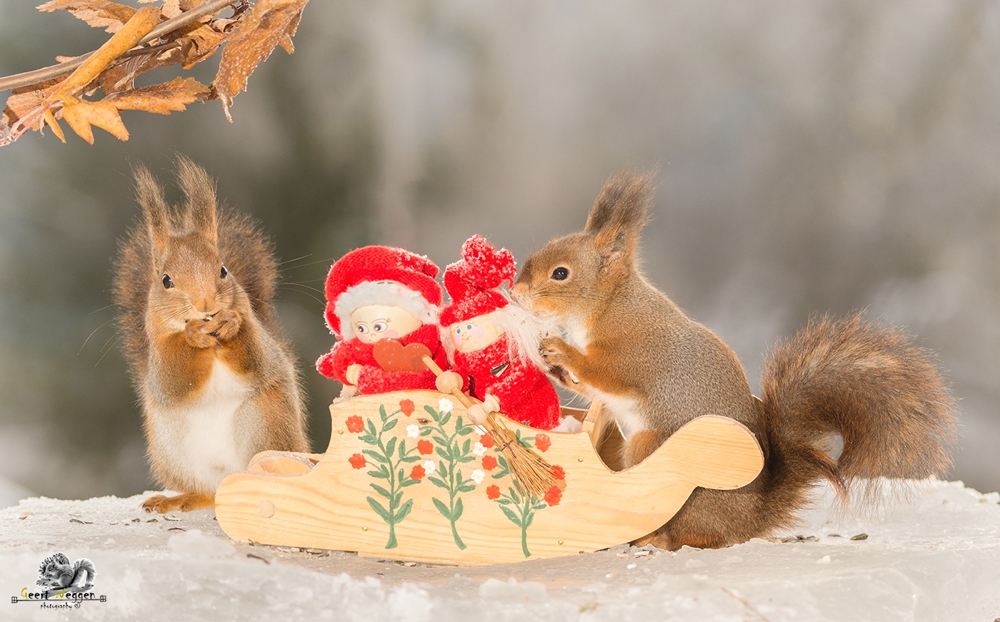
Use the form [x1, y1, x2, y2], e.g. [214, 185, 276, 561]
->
[113, 157, 309, 512]
[513, 171, 957, 549]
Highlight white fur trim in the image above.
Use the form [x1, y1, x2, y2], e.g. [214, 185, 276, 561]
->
[334, 281, 439, 340]
[488, 305, 556, 370]
[551, 416, 584, 433]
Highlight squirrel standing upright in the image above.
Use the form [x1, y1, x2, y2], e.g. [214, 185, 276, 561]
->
[114, 158, 309, 513]
[512, 172, 957, 550]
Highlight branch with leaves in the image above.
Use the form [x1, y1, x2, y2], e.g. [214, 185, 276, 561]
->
[0, 0, 309, 146]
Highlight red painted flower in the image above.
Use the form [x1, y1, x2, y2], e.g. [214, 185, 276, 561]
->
[535, 434, 551, 452]
[417, 439, 433, 455]
[486, 485, 501, 500]
[551, 464, 565, 480]
[482, 455, 498, 471]
[544, 484, 562, 506]
[410, 464, 426, 480]
[400, 399, 416, 416]
[348, 453, 366, 469]
[480, 433, 494, 449]
[345, 415, 364, 433]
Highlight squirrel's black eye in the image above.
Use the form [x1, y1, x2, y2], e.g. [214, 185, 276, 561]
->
[162, 274, 174, 289]
[220, 265, 228, 279]
[551, 267, 569, 281]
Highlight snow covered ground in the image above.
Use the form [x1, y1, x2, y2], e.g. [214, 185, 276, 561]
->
[1, 479, 997, 621]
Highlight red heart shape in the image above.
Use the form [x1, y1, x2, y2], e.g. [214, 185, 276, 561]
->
[373, 339, 433, 373]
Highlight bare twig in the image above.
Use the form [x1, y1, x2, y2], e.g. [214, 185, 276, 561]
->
[0, 0, 237, 93]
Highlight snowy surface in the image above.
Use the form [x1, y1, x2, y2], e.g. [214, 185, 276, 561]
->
[1, 479, 998, 621]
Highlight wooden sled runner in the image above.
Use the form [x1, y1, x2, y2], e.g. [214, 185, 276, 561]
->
[215, 390, 764, 565]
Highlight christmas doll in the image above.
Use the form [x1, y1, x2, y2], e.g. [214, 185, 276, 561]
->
[435, 235, 562, 429]
[316, 245, 449, 397]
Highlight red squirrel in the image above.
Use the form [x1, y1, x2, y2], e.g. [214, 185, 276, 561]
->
[512, 171, 957, 550]
[113, 158, 309, 513]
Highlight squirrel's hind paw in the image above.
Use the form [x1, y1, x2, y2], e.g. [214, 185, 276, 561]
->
[142, 492, 215, 513]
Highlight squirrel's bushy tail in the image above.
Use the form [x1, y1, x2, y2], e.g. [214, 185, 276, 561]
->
[758, 313, 957, 523]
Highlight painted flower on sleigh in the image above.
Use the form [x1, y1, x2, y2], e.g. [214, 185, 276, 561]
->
[410, 464, 426, 480]
[345, 415, 364, 434]
[417, 439, 433, 455]
[486, 484, 501, 500]
[438, 397, 454, 414]
[422, 460, 437, 476]
[479, 433, 494, 449]
[481, 455, 498, 471]
[535, 434, 551, 452]
[473, 442, 487, 457]
[544, 485, 562, 507]
[551, 464, 565, 480]
[349, 453, 366, 469]
[471, 469, 486, 485]
[406, 423, 420, 438]
[399, 399, 416, 416]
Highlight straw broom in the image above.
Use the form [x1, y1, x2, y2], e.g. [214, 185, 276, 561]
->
[421, 355, 556, 499]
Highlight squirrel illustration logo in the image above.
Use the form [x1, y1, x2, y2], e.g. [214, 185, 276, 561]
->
[36, 554, 95, 593]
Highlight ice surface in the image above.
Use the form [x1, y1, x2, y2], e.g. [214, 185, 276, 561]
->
[0, 479, 998, 621]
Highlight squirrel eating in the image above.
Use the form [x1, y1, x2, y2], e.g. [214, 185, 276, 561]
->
[512, 171, 958, 550]
[113, 158, 309, 514]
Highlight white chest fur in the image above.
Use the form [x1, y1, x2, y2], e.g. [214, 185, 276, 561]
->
[587, 388, 645, 440]
[153, 360, 252, 491]
[561, 316, 591, 351]
[557, 319, 646, 439]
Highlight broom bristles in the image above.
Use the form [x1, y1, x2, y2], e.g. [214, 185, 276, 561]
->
[485, 414, 555, 499]
[421, 354, 555, 499]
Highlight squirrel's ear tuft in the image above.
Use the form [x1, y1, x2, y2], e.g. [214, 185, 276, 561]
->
[176, 155, 218, 245]
[585, 171, 654, 261]
[134, 164, 170, 259]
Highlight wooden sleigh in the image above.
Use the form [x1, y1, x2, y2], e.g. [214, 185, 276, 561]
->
[215, 390, 764, 565]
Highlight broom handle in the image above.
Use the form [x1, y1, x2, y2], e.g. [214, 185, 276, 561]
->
[421, 356, 478, 409]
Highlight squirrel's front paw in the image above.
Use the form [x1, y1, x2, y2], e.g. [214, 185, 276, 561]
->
[539, 336, 578, 371]
[206, 309, 241, 341]
[184, 320, 219, 348]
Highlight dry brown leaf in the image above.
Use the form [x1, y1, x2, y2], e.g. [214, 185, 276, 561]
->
[61, 98, 129, 143]
[99, 46, 178, 95]
[37, 0, 138, 34]
[108, 77, 209, 114]
[179, 23, 227, 69]
[160, 0, 182, 19]
[43, 109, 67, 142]
[4, 0, 305, 146]
[278, 9, 304, 54]
[2, 79, 62, 124]
[55, 6, 161, 95]
[214, 0, 309, 121]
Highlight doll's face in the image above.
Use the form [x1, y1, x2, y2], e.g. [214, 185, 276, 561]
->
[449, 315, 503, 353]
[350, 305, 423, 344]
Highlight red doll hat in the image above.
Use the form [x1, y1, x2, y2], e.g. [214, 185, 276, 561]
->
[324, 245, 442, 340]
[440, 235, 517, 327]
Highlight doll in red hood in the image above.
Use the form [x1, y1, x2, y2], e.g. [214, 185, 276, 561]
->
[434, 235, 562, 429]
[316, 246, 449, 397]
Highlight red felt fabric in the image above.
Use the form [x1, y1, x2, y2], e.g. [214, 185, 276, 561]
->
[323, 245, 442, 336]
[450, 336, 561, 430]
[440, 235, 516, 327]
[316, 324, 449, 394]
